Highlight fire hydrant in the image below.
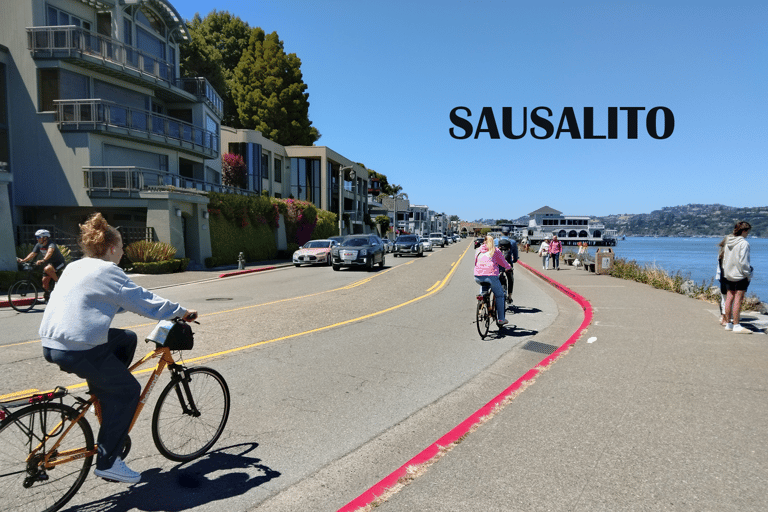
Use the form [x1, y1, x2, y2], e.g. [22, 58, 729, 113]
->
[238, 252, 245, 270]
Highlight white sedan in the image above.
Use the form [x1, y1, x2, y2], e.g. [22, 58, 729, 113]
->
[421, 237, 433, 252]
[293, 239, 337, 266]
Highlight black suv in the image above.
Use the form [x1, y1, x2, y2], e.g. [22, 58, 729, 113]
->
[331, 235, 386, 271]
[393, 235, 424, 257]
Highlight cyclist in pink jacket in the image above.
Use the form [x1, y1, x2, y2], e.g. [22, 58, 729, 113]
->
[474, 235, 512, 325]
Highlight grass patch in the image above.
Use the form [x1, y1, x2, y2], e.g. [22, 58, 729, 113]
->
[609, 257, 762, 311]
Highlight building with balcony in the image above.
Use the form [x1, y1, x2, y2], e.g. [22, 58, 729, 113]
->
[220, 127, 370, 236]
[526, 206, 617, 246]
[0, 0, 225, 269]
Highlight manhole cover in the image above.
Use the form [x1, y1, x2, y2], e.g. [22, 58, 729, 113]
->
[206, 297, 233, 301]
[522, 341, 558, 354]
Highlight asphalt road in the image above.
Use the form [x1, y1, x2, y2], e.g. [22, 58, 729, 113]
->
[0, 241, 579, 511]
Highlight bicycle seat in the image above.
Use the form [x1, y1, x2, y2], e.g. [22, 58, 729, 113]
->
[479, 283, 492, 296]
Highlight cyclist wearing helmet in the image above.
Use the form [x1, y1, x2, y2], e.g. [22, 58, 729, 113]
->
[17, 229, 66, 299]
[497, 230, 518, 304]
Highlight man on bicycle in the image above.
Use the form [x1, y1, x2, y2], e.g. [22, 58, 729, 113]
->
[17, 229, 66, 300]
[495, 229, 518, 304]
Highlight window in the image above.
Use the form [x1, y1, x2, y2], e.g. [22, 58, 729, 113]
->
[261, 153, 269, 180]
[274, 158, 281, 183]
[290, 158, 321, 207]
[136, 8, 165, 38]
[274, 156, 281, 182]
[205, 114, 217, 149]
[48, 6, 92, 31]
[0, 64, 8, 167]
[39, 69, 89, 112]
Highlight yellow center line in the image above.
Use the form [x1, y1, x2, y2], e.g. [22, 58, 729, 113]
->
[174, 244, 472, 366]
[3, 247, 473, 397]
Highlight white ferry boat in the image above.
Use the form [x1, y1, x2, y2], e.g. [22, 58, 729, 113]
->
[524, 206, 617, 246]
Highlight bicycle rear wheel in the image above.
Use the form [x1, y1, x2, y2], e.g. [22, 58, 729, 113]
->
[8, 280, 39, 313]
[152, 367, 230, 462]
[476, 299, 490, 338]
[0, 403, 94, 512]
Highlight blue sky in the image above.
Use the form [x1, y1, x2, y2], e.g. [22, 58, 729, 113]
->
[179, 1, 766, 221]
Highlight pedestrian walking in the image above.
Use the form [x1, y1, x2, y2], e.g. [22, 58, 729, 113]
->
[549, 234, 562, 270]
[539, 237, 551, 270]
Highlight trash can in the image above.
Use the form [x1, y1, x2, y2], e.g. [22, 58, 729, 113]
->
[595, 248, 614, 275]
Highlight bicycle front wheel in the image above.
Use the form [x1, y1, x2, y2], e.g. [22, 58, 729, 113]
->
[152, 367, 230, 462]
[8, 280, 39, 313]
[476, 300, 490, 338]
[0, 403, 94, 512]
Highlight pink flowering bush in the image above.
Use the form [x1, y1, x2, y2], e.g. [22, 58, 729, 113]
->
[222, 153, 247, 189]
[275, 198, 318, 247]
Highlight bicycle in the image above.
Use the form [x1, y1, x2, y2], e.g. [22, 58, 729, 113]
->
[0, 318, 230, 512]
[476, 280, 506, 338]
[7, 262, 55, 313]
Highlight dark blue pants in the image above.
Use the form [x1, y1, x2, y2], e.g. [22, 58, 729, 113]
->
[43, 329, 140, 470]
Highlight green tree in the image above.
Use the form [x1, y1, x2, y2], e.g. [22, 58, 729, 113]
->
[232, 29, 320, 145]
[375, 215, 391, 235]
[180, 11, 252, 127]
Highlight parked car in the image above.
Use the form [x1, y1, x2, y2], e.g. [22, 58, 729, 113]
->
[328, 235, 348, 245]
[393, 234, 424, 257]
[331, 235, 386, 271]
[421, 237, 433, 252]
[293, 239, 337, 267]
[429, 232, 445, 248]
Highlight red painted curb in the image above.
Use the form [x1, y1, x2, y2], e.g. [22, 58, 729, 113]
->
[0, 298, 36, 309]
[218, 266, 277, 278]
[338, 260, 592, 512]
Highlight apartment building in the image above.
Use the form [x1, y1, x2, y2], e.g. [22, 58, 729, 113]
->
[0, 0, 374, 271]
[0, 0, 224, 269]
[221, 127, 370, 236]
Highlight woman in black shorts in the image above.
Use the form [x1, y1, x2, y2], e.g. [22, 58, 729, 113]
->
[722, 221, 753, 334]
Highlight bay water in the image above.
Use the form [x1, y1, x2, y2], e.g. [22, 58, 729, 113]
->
[608, 237, 767, 303]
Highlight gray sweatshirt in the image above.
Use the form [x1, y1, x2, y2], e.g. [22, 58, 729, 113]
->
[723, 235, 752, 282]
[40, 258, 187, 351]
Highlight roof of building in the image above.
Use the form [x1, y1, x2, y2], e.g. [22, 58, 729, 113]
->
[529, 206, 562, 216]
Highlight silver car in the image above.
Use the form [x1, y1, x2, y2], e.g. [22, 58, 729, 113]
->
[421, 237, 433, 252]
[429, 232, 445, 248]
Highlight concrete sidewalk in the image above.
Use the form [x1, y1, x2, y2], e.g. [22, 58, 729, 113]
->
[356, 250, 768, 511]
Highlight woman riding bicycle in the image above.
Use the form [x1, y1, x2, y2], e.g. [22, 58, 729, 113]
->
[39, 213, 198, 484]
[17, 229, 66, 300]
[474, 234, 512, 326]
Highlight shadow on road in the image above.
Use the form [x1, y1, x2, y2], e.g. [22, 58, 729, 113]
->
[66, 443, 280, 512]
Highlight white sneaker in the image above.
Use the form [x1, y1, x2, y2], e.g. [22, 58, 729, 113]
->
[94, 457, 141, 484]
[733, 324, 752, 334]
[724, 323, 733, 331]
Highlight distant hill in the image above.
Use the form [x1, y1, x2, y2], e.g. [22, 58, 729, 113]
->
[595, 204, 767, 237]
[478, 204, 767, 237]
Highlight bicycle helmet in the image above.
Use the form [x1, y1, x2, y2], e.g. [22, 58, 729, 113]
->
[35, 229, 51, 238]
[498, 238, 512, 249]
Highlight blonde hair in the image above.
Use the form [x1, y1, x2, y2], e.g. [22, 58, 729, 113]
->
[79, 212, 121, 258]
[485, 235, 496, 258]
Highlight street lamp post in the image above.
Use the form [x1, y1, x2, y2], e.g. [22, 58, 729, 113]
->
[391, 192, 408, 238]
[338, 166, 354, 235]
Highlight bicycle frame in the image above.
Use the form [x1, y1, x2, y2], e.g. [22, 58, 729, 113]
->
[478, 286, 497, 321]
[25, 345, 180, 471]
